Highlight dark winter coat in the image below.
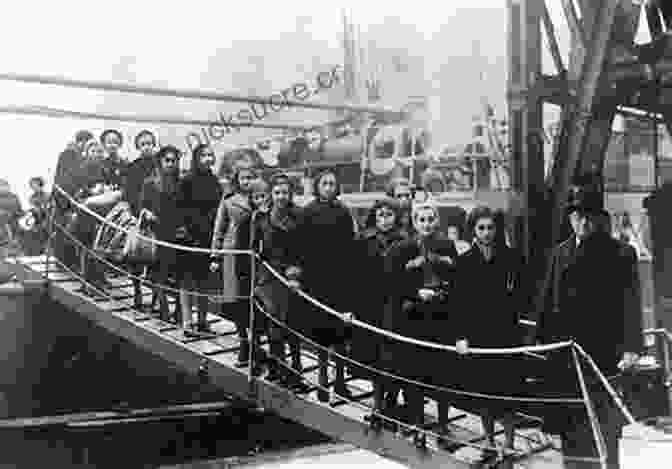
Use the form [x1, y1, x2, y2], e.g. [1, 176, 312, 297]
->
[535, 232, 643, 435]
[350, 227, 406, 375]
[446, 243, 527, 416]
[295, 197, 356, 345]
[139, 175, 182, 241]
[249, 205, 304, 288]
[382, 234, 458, 383]
[454, 243, 526, 347]
[247, 205, 304, 328]
[53, 144, 84, 213]
[176, 169, 222, 276]
[540, 232, 642, 375]
[139, 173, 182, 275]
[124, 154, 158, 217]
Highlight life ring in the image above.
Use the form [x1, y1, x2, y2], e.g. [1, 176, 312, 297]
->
[368, 125, 403, 176]
[18, 211, 36, 232]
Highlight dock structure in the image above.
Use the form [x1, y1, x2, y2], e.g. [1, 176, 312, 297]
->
[6, 255, 560, 469]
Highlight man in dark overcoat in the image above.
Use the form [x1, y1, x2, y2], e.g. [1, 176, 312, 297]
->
[52, 130, 94, 270]
[539, 189, 642, 469]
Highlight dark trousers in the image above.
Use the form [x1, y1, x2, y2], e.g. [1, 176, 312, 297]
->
[561, 386, 623, 469]
[52, 211, 78, 270]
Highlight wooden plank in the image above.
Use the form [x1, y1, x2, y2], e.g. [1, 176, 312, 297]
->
[143, 318, 179, 333]
[186, 340, 226, 356]
[92, 292, 135, 302]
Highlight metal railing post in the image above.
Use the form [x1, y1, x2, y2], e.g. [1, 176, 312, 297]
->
[661, 331, 672, 416]
[247, 248, 258, 390]
[571, 346, 608, 469]
[43, 198, 57, 281]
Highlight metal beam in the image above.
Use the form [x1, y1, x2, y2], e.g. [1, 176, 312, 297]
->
[0, 104, 321, 131]
[561, 0, 587, 60]
[0, 71, 403, 118]
[507, 0, 544, 260]
[548, 0, 621, 248]
[541, 0, 566, 75]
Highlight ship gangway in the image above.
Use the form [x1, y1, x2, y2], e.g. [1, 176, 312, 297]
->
[8, 252, 570, 469]
[8, 182, 654, 469]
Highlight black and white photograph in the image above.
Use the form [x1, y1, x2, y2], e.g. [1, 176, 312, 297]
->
[2, 0, 672, 467]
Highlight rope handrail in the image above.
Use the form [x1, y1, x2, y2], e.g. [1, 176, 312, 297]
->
[643, 327, 672, 343]
[47, 226, 579, 403]
[259, 343, 522, 457]
[52, 221, 247, 300]
[0, 71, 404, 117]
[0, 104, 319, 131]
[53, 183, 573, 354]
[256, 298, 584, 404]
[572, 343, 638, 426]
[258, 343, 528, 458]
[53, 185, 251, 256]
[50, 256, 149, 320]
[48, 252, 515, 457]
[259, 259, 573, 356]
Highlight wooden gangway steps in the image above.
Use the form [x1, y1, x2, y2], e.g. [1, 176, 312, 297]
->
[7, 255, 560, 469]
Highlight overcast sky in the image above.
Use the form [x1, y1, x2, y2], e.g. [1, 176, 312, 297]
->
[0, 0, 651, 204]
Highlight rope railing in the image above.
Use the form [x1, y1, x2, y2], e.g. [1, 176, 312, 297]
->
[53, 185, 252, 256]
[254, 302, 524, 457]
[52, 221, 248, 301]
[54, 182, 572, 355]
[260, 259, 573, 356]
[41, 237, 522, 459]
[643, 327, 672, 344]
[42, 223, 585, 407]
[49, 253, 150, 321]
[45, 183, 658, 455]
[255, 297, 584, 405]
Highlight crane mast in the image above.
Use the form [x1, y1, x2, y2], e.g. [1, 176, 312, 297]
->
[506, 0, 672, 316]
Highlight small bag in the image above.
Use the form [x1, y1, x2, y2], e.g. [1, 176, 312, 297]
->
[122, 209, 157, 266]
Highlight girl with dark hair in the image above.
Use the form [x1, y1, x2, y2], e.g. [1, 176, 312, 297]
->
[125, 130, 158, 218]
[243, 175, 306, 385]
[177, 143, 222, 335]
[134, 130, 157, 153]
[75, 140, 115, 294]
[99, 129, 128, 193]
[210, 160, 256, 365]
[452, 205, 526, 456]
[353, 197, 405, 423]
[386, 178, 416, 239]
[237, 177, 301, 385]
[298, 169, 357, 402]
[383, 202, 458, 446]
[139, 145, 183, 321]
